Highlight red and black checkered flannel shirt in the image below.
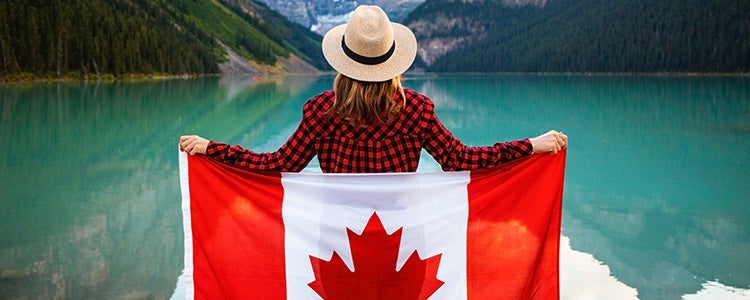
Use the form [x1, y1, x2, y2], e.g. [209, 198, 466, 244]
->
[205, 89, 533, 173]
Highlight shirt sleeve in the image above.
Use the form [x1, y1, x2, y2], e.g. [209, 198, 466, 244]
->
[204, 97, 320, 172]
[418, 94, 533, 171]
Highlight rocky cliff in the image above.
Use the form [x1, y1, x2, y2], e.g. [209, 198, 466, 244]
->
[255, 0, 426, 35]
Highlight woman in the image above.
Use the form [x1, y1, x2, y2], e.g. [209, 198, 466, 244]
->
[180, 5, 567, 173]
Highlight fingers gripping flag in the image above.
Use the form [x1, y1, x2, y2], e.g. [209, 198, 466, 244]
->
[178, 150, 566, 299]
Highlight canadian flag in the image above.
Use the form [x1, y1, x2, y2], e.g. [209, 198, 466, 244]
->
[179, 150, 565, 300]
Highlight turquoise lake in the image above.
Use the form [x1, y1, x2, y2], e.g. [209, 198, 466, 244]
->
[1, 74, 749, 299]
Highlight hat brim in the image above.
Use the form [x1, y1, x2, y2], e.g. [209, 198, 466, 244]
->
[322, 22, 417, 82]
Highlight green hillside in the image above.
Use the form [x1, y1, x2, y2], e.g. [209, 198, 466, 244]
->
[223, 0, 328, 70]
[406, 0, 750, 73]
[0, 0, 326, 81]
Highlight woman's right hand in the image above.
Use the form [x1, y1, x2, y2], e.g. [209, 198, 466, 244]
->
[529, 130, 568, 154]
[179, 135, 209, 155]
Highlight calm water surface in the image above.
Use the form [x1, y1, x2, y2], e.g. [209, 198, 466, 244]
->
[1, 75, 748, 299]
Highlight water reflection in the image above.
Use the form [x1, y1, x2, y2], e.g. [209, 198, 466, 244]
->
[1, 75, 749, 298]
[406, 74, 750, 298]
[0, 77, 328, 298]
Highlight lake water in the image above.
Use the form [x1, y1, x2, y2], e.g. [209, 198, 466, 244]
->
[1, 74, 749, 299]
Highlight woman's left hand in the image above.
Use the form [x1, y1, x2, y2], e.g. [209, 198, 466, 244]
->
[529, 130, 568, 154]
[179, 135, 209, 155]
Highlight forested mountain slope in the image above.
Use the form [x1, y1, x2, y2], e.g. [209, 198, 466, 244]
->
[405, 0, 750, 73]
[0, 0, 327, 80]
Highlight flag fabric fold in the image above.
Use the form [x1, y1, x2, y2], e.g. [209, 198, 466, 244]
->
[179, 150, 566, 300]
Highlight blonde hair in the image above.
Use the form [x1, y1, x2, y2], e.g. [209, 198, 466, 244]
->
[328, 74, 406, 127]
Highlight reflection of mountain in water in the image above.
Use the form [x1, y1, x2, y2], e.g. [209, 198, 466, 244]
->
[405, 74, 750, 298]
[0, 77, 326, 298]
[0, 164, 181, 299]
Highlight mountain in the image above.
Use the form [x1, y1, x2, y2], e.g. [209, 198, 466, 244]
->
[254, 0, 425, 35]
[404, 0, 750, 73]
[0, 0, 327, 81]
[6, 0, 745, 79]
[220, 0, 329, 71]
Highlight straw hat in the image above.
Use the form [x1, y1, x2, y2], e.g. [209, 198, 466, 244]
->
[322, 5, 417, 82]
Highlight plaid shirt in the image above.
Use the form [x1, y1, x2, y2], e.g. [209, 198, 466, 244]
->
[206, 89, 532, 173]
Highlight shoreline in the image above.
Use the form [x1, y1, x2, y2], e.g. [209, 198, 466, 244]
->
[2, 71, 749, 85]
[407, 71, 750, 77]
[0, 72, 222, 85]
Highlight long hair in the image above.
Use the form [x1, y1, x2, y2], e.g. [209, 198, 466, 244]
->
[327, 74, 406, 128]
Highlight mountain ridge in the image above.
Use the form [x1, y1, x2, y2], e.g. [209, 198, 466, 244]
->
[3, 0, 748, 81]
[404, 0, 750, 73]
[254, 0, 425, 35]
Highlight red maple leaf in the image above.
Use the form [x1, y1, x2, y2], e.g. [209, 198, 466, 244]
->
[308, 212, 444, 300]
